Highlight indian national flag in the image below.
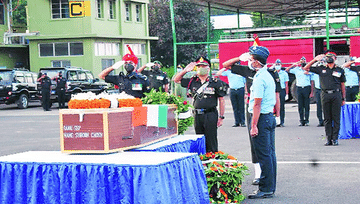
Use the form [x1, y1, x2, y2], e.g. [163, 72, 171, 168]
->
[144, 105, 168, 128]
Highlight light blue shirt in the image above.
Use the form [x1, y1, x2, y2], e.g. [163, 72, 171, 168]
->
[248, 67, 276, 114]
[311, 73, 320, 89]
[221, 70, 246, 89]
[278, 70, 289, 89]
[289, 66, 312, 87]
[344, 68, 359, 86]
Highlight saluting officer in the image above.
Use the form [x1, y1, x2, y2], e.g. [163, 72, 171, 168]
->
[137, 61, 169, 92]
[304, 50, 346, 146]
[99, 46, 150, 98]
[173, 56, 227, 153]
[37, 73, 52, 111]
[52, 71, 67, 109]
[222, 47, 281, 186]
[342, 57, 359, 102]
[285, 57, 313, 126]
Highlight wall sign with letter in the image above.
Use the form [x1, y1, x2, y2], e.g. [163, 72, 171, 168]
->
[69, 1, 91, 17]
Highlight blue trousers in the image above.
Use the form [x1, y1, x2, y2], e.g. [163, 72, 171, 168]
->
[230, 88, 246, 125]
[251, 113, 277, 193]
[297, 86, 311, 124]
[280, 89, 286, 125]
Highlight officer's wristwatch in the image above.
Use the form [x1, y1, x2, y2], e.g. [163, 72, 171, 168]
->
[219, 115, 225, 119]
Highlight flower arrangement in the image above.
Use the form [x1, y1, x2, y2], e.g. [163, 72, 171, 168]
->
[68, 98, 111, 109]
[118, 98, 143, 107]
[142, 89, 193, 134]
[200, 151, 248, 203]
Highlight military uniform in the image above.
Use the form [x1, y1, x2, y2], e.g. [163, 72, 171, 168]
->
[141, 70, 169, 92]
[105, 72, 150, 98]
[180, 76, 227, 153]
[344, 67, 359, 101]
[309, 64, 346, 144]
[55, 77, 67, 108]
[40, 76, 52, 111]
[311, 73, 324, 126]
[230, 63, 280, 164]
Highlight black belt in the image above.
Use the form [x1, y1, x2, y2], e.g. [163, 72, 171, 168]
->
[297, 85, 310, 88]
[230, 87, 244, 90]
[249, 112, 273, 117]
[323, 89, 340, 94]
[193, 107, 217, 114]
[346, 85, 359, 88]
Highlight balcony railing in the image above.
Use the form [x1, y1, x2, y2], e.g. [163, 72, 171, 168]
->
[3, 32, 39, 45]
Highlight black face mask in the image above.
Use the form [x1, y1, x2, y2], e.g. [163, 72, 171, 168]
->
[301, 63, 307, 67]
[152, 66, 160, 71]
[326, 57, 334, 64]
[124, 64, 135, 73]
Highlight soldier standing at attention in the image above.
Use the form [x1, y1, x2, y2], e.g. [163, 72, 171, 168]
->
[304, 50, 346, 146]
[52, 71, 67, 109]
[37, 73, 52, 111]
[173, 56, 227, 153]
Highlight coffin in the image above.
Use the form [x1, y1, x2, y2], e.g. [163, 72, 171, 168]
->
[59, 105, 178, 153]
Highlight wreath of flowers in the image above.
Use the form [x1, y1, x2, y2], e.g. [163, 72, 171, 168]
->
[68, 99, 111, 109]
[118, 98, 143, 107]
[199, 151, 248, 203]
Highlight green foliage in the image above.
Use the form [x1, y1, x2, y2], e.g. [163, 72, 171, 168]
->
[12, 0, 27, 26]
[148, 0, 211, 66]
[356, 92, 360, 101]
[142, 89, 194, 134]
[251, 13, 306, 28]
[200, 152, 249, 203]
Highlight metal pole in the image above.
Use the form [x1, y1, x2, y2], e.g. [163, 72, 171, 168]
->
[207, 2, 212, 72]
[237, 9, 240, 29]
[326, 0, 330, 50]
[345, 0, 348, 27]
[169, 0, 177, 71]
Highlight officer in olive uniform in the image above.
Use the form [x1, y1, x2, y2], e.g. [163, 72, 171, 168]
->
[37, 73, 52, 111]
[342, 57, 360, 101]
[53, 71, 67, 108]
[222, 48, 281, 186]
[99, 46, 150, 98]
[305, 50, 346, 146]
[173, 57, 227, 153]
[137, 61, 169, 92]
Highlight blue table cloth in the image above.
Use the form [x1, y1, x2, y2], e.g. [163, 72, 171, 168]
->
[0, 151, 209, 204]
[339, 102, 360, 139]
[132, 134, 206, 155]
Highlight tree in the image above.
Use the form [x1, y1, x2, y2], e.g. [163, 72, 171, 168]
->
[251, 13, 306, 28]
[12, 0, 27, 26]
[148, 0, 210, 66]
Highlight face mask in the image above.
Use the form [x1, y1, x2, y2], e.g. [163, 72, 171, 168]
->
[197, 67, 208, 76]
[326, 57, 334, 64]
[152, 66, 160, 71]
[301, 63, 307, 67]
[124, 64, 135, 73]
[248, 61, 255, 70]
[275, 65, 281, 70]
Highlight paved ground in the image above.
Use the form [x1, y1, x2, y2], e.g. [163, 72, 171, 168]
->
[1, 97, 360, 204]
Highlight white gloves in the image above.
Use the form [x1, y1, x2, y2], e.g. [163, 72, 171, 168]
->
[112, 61, 125, 69]
[145, 62, 155, 67]
[239, 52, 251, 62]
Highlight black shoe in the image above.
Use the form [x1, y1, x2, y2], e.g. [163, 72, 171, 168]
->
[304, 122, 309, 126]
[298, 123, 304, 126]
[248, 190, 274, 199]
[240, 123, 247, 127]
[332, 140, 339, 146]
[232, 124, 240, 127]
[324, 141, 333, 146]
[46, 109, 51, 111]
[252, 178, 260, 185]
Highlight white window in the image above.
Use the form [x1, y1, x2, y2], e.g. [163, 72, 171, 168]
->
[39, 42, 83, 57]
[102, 59, 115, 75]
[124, 44, 146, 55]
[52, 60, 71, 67]
[51, 0, 69, 19]
[135, 4, 142, 22]
[109, 0, 115, 19]
[125, 3, 131, 21]
[95, 42, 120, 56]
[97, 0, 103, 18]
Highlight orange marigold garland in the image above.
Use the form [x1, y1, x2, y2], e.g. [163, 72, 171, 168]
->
[118, 98, 143, 108]
[68, 99, 111, 109]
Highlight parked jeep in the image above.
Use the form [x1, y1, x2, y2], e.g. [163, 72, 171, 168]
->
[0, 68, 40, 109]
[38, 67, 108, 106]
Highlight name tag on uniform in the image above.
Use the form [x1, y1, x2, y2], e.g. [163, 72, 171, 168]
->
[322, 69, 326, 73]
[332, 71, 341, 78]
[203, 87, 215, 94]
[156, 76, 164, 80]
[132, 83, 142, 90]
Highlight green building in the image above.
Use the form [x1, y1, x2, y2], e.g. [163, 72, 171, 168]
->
[26, 0, 157, 76]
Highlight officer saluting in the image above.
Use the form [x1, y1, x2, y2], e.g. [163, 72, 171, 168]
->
[137, 61, 169, 92]
[342, 57, 360, 101]
[173, 56, 227, 153]
[37, 72, 52, 111]
[99, 45, 150, 98]
[304, 50, 346, 146]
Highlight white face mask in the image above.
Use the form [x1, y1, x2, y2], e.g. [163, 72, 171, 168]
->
[275, 65, 281, 70]
[248, 61, 255, 70]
